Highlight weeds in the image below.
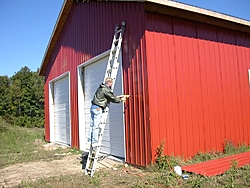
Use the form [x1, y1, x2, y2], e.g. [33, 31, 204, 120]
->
[1, 119, 250, 188]
[224, 140, 238, 154]
[149, 139, 250, 188]
[0, 118, 80, 169]
[153, 140, 184, 172]
[0, 120, 44, 168]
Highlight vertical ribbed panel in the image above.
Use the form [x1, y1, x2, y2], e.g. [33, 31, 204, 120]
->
[43, 1, 250, 166]
[44, 2, 151, 166]
[145, 12, 250, 159]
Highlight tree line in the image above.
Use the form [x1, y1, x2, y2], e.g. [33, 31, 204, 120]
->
[0, 66, 44, 128]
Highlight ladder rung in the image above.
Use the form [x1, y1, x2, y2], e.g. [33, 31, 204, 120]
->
[107, 69, 111, 76]
[99, 125, 105, 129]
[115, 30, 121, 34]
[89, 156, 97, 160]
[85, 168, 93, 172]
[115, 28, 123, 34]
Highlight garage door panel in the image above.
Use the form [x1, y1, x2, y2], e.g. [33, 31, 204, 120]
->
[109, 142, 125, 148]
[54, 108, 68, 113]
[54, 120, 69, 124]
[87, 69, 105, 77]
[54, 76, 70, 146]
[113, 85, 122, 91]
[101, 141, 124, 155]
[102, 130, 124, 141]
[84, 54, 125, 158]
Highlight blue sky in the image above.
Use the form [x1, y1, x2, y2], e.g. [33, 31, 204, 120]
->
[0, 0, 249, 77]
[0, 1, 64, 77]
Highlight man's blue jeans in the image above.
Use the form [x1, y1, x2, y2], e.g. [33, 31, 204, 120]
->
[87, 104, 102, 144]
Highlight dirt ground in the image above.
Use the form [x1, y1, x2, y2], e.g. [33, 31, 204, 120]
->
[0, 154, 83, 187]
[0, 143, 126, 188]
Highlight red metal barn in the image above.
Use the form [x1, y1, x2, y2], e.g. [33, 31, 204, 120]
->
[39, 0, 250, 167]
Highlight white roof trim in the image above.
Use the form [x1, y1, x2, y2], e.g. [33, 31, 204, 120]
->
[145, 0, 250, 27]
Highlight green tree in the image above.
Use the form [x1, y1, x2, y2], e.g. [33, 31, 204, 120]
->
[9, 66, 44, 127]
[29, 69, 44, 127]
[0, 76, 11, 116]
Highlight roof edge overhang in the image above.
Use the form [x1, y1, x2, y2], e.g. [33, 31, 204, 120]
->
[39, 0, 250, 76]
[146, 0, 250, 26]
[39, 0, 74, 76]
[144, 0, 250, 33]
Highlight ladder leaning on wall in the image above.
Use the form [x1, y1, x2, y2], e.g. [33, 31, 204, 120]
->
[85, 21, 126, 177]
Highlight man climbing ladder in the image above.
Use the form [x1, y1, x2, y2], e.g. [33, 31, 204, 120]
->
[87, 76, 126, 147]
[85, 21, 129, 177]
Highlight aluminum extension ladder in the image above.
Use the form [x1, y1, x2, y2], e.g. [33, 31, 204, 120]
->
[85, 21, 126, 177]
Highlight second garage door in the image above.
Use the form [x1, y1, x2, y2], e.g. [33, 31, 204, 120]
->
[53, 76, 70, 145]
[84, 54, 125, 158]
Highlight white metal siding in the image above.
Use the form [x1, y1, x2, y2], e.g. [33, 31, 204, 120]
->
[84, 55, 125, 158]
[54, 76, 70, 145]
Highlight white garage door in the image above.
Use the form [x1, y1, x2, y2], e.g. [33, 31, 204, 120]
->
[84, 55, 125, 158]
[54, 76, 71, 145]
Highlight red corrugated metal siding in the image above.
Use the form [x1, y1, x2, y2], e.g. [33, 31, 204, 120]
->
[43, 1, 250, 166]
[44, 2, 151, 166]
[44, 83, 50, 141]
[182, 152, 250, 176]
[145, 12, 250, 159]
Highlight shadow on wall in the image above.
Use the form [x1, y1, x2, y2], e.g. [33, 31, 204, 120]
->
[44, 2, 146, 83]
[145, 12, 250, 48]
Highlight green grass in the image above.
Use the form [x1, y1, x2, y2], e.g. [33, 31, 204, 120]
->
[0, 116, 80, 169]
[19, 164, 250, 188]
[1, 116, 250, 188]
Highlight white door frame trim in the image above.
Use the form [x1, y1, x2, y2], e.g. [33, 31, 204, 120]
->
[48, 71, 71, 144]
[77, 50, 110, 151]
